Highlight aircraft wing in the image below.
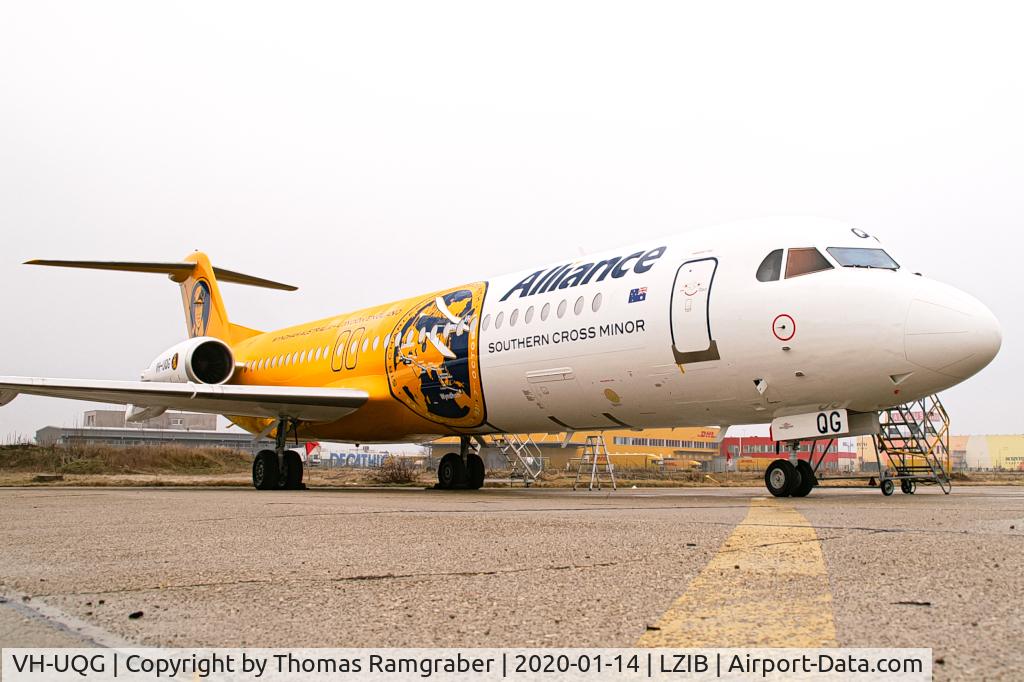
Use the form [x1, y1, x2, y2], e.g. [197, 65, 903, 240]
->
[0, 377, 368, 422]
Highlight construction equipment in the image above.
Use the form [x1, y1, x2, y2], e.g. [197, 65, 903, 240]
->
[488, 434, 544, 486]
[572, 434, 617, 491]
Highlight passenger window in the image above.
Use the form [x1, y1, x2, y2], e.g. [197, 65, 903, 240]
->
[592, 293, 602, 312]
[525, 306, 534, 324]
[361, 338, 369, 353]
[785, 248, 833, 279]
[372, 336, 379, 351]
[557, 300, 567, 319]
[574, 296, 584, 315]
[495, 311, 504, 329]
[540, 303, 550, 321]
[756, 249, 783, 282]
[509, 309, 519, 327]
[481, 315, 490, 331]
[383, 333, 391, 349]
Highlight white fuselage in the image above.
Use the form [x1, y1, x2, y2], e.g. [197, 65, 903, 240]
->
[475, 218, 1001, 434]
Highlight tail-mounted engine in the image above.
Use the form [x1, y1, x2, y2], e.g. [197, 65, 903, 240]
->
[140, 337, 235, 385]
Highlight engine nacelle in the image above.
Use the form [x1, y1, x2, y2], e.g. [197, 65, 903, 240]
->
[141, 337, 235, 385]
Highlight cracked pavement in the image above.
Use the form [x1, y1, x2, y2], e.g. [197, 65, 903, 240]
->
[1, 485, 1022, 679]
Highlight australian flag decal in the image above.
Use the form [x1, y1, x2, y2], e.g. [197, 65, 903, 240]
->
[628, 287, 647, 303]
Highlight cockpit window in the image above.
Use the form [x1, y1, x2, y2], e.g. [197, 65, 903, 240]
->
[785, 247, 833, 278]
[756, 249, 783, 282]
[827, 247, 899, 270]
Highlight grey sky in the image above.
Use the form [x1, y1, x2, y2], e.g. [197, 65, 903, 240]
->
[1, 2, 1021, 440]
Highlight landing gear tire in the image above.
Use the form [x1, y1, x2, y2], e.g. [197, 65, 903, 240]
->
[791, 460, 816, 497]
[466, 454, 485, 490]
[900, 479, 916, 495]
[881, 479, 895, 496]
[284, 450, 304, 490]
[437, 453, 466, 490]
[765, 459, 800, 497]
[253, 450, 279, 490]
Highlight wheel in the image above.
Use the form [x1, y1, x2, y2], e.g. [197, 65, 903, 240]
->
[900, 479, 914, 494]
[284, 450, 304, 489]
[466, 454, 485, 490]
[791, 460, 816, 497]
[437, 453, 466, 489]
[765, 459, 800, 497]
[253, 450, 279, 490]
[881, 479, 895, 496]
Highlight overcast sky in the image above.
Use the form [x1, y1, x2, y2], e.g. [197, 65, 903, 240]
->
[1, 2, 1021, 441]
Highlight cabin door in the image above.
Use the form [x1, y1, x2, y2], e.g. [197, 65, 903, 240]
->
[669, 257, 721, 363]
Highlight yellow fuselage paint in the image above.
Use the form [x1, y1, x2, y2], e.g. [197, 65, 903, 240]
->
[227, 283, 488, 443]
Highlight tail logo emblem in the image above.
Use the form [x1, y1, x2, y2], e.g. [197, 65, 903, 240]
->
[189, 280, 212, 337]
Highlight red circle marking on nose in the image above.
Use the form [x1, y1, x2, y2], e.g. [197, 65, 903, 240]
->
[772, 314, 796, 341]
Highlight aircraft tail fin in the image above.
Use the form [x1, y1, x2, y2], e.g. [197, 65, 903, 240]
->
[25, 253, 296, 343]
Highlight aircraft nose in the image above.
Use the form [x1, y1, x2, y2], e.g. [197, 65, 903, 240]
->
[905, 284, 1002, 380]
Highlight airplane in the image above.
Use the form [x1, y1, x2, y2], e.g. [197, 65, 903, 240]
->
[0, 217, 1002, 495]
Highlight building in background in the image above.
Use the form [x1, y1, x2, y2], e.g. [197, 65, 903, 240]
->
[36, 410, 271, 452]
[857, 434, 1024, 471]
[81, 409, 216, 431]
[960, 435, 1024, 470]
[719, 436, 857, 473]
[427, 427, 721, 472]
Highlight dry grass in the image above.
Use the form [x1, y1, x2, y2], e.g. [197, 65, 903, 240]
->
[2, 443, 1022, 488]
[0, 443, 251, 475]
[369, 456, 423, 485]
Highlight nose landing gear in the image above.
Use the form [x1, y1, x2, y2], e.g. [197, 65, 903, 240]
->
[764, 441, 818, 498]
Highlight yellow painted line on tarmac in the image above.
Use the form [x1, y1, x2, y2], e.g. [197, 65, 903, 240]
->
[638, 498, 837, 647]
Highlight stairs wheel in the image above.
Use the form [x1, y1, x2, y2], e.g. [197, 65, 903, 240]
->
[881, 479, 895, 496]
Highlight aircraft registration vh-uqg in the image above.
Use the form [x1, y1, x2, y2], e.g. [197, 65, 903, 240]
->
[0, 218, 1001, 495]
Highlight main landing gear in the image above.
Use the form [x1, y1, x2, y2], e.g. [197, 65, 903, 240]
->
[764, 442, 816, 498]
[253, 417, 305, 490]
[436, 436, 486, 490]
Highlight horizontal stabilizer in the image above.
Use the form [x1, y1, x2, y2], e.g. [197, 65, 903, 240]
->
[24, 259, 297, 291]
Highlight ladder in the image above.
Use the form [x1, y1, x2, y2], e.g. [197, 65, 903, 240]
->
[873, 394, 952, 494]
[573, 434, 617, 491]
[489, 434, 544, 486]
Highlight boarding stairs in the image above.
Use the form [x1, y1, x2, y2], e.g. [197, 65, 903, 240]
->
[489, 434, 544, 486]
[572, 435, 617, 491]
[872, 394, 952, 494]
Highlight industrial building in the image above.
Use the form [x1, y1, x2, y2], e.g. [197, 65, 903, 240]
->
[36, 410, 273, 452]
[81, 409, 216, 430]
[718, 436, 857, 472]
[951, 435, 1024, 471]
[426, 427, 722, 472]
[855, 433, 1024, 472]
